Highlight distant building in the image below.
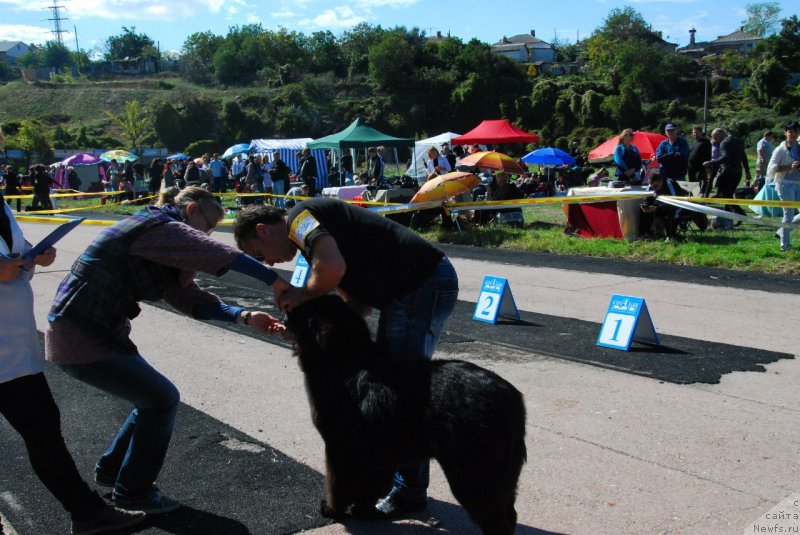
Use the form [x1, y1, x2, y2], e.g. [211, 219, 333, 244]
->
[491, 30, 557, 64]
[677, 27, 762, 59]
[0, 41, 34, 65]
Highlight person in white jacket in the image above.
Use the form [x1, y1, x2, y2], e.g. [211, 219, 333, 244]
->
[767, 121, 800, 251]
[0, 194, 145, 535]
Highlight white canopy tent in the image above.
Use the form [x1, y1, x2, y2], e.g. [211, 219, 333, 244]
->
[407, 132, 461, 180]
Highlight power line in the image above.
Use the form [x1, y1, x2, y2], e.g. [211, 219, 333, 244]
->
[44, 0, 69, 45]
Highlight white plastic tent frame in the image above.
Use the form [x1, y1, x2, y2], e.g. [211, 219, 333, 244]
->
[248, 138, 330, 189]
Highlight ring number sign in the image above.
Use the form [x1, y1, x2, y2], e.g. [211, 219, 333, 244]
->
[473, 276, 520, 324]
[596, 295, 659, 351]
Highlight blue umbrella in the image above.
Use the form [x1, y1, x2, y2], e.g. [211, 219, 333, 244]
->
[221, 143, 250, 159]
[167, 153, 190, 161]
[522, 147, 575, 166]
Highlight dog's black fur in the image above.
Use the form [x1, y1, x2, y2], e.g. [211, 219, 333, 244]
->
[286, 294, 527, 535]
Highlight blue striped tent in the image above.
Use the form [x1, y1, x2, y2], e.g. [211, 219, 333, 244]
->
[248, 138, 329, 189]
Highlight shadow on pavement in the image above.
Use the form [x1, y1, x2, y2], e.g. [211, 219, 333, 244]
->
[125, 506, 253, 534]
[337, 499, 567, 534]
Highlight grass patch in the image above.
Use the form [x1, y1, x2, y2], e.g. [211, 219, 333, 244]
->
[417, 204, 798, 276]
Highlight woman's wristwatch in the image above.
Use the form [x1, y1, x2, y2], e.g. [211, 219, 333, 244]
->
[238, 310, 252, 326]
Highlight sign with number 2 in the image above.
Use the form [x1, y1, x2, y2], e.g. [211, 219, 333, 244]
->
[473, 276, 520, 324]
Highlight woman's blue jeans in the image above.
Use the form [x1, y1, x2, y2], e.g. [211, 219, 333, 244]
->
[59, 352, 180, 499]
[376, 256, 459, 496]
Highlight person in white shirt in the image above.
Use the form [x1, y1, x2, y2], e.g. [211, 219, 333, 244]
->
[425, 147, 451, 178]
[767, 122, 800, 251]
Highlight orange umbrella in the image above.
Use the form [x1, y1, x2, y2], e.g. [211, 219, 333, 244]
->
[587, 131, 667, 162]
[458, 151, 526, 174]
[411, 172, 480, 203]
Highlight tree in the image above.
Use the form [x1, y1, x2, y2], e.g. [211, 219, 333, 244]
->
[307, 31, 344, 76]
[755, 15, 800, 73]
[106, 27, 157, 60]
[742, 2, 782, 37]
[586, 7, 672, 96]
[579, 90, 605, 128]
[17, 120, 53, 161]
[103, 100, 150, 152]
[181, 31, 224, 82]
[749, 57, 789, 105]
[369, 32, 414, 88]
[340, 23, 384, 77]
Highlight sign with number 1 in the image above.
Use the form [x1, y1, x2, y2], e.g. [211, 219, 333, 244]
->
[596, 294, 659, 351]
[290, 254, 310, 288]
[473, 276, 520, 324]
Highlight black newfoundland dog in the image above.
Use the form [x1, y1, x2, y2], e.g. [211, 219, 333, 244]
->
[286, 294, 527, 535]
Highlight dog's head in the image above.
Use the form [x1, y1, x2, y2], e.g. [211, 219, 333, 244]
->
[285, 294, 373, 371]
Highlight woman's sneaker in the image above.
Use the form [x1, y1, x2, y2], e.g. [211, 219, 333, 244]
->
[113, 490, 181, 515]
[71, 506, 145, 535]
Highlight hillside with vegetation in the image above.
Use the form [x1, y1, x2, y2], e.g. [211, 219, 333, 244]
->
[1, 5, 798, 162]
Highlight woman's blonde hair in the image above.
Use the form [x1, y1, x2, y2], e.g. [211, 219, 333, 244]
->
[157, 186, 223, 219]
[618, 128, 634, 144]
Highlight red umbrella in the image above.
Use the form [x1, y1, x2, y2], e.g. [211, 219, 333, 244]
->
[587, 131, 667, 162]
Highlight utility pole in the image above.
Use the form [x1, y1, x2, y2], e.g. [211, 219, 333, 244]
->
[45, 0, 68, 45]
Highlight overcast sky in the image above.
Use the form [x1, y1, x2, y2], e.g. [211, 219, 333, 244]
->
[1, 0, 797, 55]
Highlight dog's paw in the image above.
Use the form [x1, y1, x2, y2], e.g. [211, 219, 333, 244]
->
[319, 499, 344, 519]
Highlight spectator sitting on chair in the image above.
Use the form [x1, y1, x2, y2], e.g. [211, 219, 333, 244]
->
[587, 168, 609, 187]
[640, 172, 707, 241]
[474, 172, 524, 224]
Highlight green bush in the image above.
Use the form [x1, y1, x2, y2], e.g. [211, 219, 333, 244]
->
[184, 139, 219, 156]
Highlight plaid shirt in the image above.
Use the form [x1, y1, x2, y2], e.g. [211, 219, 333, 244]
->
[48, 205, 184, 353]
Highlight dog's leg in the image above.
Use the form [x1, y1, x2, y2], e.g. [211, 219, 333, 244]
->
[439, 457, 519, 535]
[320, 446, 359, 518]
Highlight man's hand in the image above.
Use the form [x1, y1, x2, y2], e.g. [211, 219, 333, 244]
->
[277, 286, 313, 312]
[271, 275, 291, 302]
[0, 258, 26, 282]
[247, 311, 288, 337]
[32, 247, 56, 267]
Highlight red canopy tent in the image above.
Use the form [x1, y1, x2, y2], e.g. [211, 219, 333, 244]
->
[587, 131, 667, 162]
[452, 119, 540, 145]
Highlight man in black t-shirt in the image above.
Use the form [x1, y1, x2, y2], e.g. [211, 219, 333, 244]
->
[233, 199, 459, 518]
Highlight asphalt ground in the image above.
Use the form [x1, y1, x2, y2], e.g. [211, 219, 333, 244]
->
[1, 219, 799, 534]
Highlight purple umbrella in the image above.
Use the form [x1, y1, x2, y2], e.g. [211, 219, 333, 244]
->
[61, 153, 102, 166]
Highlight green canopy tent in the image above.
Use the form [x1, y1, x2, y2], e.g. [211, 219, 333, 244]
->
[308, 118, 414, 182]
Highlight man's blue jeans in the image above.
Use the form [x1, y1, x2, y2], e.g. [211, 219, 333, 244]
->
[376, 256, 459, 496]
[272, 180, 285, 207]
[59, 353, 180, 499]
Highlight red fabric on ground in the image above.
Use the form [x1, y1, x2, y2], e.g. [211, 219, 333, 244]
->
[567, 202, 623, 238]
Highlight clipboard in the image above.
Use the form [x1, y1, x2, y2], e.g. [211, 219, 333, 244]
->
[23, 217, 85, 260]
